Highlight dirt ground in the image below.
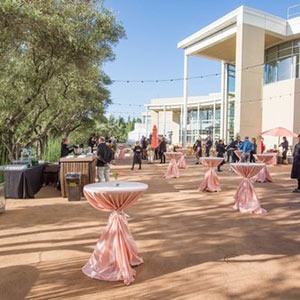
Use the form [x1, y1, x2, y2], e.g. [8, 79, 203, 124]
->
[1, 157, 300, 300]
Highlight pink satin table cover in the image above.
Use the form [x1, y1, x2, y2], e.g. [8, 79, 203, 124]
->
[199, 157, 224, 192]
[264, 152, 277, 165]
[83, 182, 148, 285]
[253, 154, 274, 182]
[116, 145, 126, 160]
[164, 152, 182, 179]
[177, 148, 188, 169]
[234, 150, 243, 161]
[230, 163, 267, 214]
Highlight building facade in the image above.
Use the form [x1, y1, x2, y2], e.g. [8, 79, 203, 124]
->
[145, 92, 235, 145]
[176, 5, 300, 149]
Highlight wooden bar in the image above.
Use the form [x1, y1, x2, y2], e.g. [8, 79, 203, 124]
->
[59, 155, 97, 197]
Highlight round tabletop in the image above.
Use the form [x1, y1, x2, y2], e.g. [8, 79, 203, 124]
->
[230, 163, 265, 167]
[165, 152, 182, 158]
[84, 181, 148, 194]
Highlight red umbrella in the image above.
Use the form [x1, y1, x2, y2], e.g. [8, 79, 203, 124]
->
[151, 125, 159, 149]
[261, 126, 298, 137]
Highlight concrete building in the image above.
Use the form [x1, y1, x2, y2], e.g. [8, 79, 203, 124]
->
[174, 5, 300, 148]
[145, 93, 235, 145]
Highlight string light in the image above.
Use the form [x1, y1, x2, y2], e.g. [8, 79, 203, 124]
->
[109, 62, 266, 84]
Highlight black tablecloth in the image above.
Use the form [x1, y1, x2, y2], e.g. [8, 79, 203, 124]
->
[5, 164, 45, 199]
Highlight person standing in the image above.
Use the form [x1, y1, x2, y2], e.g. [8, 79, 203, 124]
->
[291, 134, 300, 193]
[88, 135, 97, 153]
[131, 141, 143, 170]
[146, 142, 154, 164]
[226, 138, 235, 163]
[60, 137, 75, 158]
[205, 136, 212, 157]
[159, 137, 167, 164]
[216, 139, 226, 172]
[239, 136, 254, 163]
[193, 137, 202, 164]
[260, 137, 266, 154]
[97, 137, 113, 182]
[279, 136, 289, 164]
[250, 137, 257, 163]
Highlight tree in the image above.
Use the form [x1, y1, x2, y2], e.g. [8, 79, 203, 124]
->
[0, 0, 125, 160]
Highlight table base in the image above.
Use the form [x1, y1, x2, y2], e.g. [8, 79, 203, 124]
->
[82, 210, 143, 285]
[233, 179, 266, 214]
[177, 156, 187, 169]
[164, 159, 180, 179]
[199, 169, 221, 192]
[254, 166, 273, 183]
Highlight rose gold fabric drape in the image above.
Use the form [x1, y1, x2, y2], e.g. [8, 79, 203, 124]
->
[83, 190, 145, 285]
[199, 158, 224, 192]
[231, 164, 267, 214]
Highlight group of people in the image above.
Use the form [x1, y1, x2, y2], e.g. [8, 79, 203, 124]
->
[60, 132, 300, 194]
[192, 135, 292, 172]
[131, 136, 167, 170]
[193, 135, 256, 171]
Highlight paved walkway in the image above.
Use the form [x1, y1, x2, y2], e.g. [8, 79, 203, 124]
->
[1, 159, 300, 299]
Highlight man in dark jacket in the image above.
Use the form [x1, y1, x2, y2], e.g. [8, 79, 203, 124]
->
[205, 136, 212, 157]
[291, 134, 300, 193]
[97, 137, 113, 182]
[60, 137, 75, 158]
[159, 137, 167, 163]
[279, 136, 289, 164]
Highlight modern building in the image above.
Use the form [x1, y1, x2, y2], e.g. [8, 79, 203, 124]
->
[145, 92, 235, 145]
[174, 5, 300, 148]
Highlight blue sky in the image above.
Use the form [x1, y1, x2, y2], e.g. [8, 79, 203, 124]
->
[103, 0, 300, 119]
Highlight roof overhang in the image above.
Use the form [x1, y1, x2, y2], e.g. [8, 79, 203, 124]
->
[177, 6, 298, 63]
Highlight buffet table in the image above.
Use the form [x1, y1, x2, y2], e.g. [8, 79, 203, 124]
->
[83, 181, 148, 285]
[230, 163, 266, 214]
[199, 157, 224, 192]
[4, 164, 45, 199]
[59, 155, 97, 197]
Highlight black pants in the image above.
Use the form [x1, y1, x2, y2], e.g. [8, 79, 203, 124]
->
[282, 150, 287, 161]
[160, 152, 166, 163]
[132, 155, 141, 169]
[217, 156, 225, 171]
[250, 151, 256, 163]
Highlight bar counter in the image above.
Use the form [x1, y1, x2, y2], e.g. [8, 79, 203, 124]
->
[59, 155, 97, 197]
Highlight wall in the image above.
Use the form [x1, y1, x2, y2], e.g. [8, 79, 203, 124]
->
[235, 23, 265, 150]
[262, 79, 295, 150]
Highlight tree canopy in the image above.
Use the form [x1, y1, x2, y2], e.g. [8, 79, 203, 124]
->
[0, 0, 125, 160]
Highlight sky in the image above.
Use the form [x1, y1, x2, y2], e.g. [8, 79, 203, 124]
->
[103, 0, 300, 119]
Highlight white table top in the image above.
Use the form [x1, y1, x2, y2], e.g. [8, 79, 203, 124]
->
[84, 181, 148, 194]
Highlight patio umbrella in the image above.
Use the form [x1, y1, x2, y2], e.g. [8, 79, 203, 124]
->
[261, 126, 298, 145]
[151, 125, 159, 149]
[261, 126, 298, 138]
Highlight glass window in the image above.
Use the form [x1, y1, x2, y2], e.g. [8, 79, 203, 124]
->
[265, 39, 300, 84]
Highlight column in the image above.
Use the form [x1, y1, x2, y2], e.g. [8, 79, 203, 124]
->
[220, 61, 228, 141]
[212, 101, 216, 141]
[197, 103, 200, 137]
[146, 106, 149, 138]
[235, 23, 264, 143]
[163, 105, 166, 136]
[182, 54, 189, 147]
